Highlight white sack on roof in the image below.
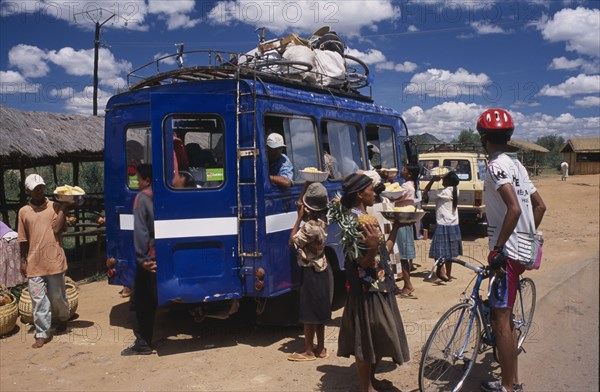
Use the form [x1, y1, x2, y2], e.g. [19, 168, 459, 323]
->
[313, 49, 345, 87]
[282, 44, 316, 83]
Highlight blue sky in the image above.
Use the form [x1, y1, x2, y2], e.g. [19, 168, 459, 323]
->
[1, 0, 599, 141]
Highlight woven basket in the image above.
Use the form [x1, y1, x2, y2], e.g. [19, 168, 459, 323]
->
[0, 292, 19, 336]
[18, 281, 79, 325]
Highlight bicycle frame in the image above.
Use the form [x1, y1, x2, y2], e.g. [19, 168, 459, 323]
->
[431, 258, 495, 354]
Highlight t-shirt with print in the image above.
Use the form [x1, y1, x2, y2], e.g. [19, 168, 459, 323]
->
[17, 199, 67, 277]
[484, 152, 537, 262]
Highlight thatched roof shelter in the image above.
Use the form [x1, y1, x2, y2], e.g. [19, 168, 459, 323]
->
[0, 105, 105, 169]
[560, 137, 600, 153]
[508, 139, 549, 153]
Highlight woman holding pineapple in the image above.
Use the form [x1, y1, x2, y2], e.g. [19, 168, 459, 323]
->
[333, 173, 410, 392]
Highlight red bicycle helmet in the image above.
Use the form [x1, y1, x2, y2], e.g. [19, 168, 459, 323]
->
[476, 108, 514, 135]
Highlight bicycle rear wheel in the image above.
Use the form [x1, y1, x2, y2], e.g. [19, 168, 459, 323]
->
[513, 277, 536, 350]
[419, 303, 482, 392]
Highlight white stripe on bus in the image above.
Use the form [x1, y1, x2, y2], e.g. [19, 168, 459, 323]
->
[118, 212, 296, 237]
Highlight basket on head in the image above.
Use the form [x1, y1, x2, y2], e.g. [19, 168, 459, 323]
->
[18, 279, 79, 324]
[0, 292, 18, 336]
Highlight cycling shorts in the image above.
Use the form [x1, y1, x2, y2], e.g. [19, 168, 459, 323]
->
[489, 256, 525, 309]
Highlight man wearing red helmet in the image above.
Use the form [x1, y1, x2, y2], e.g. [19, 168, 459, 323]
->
[477, 108, 546, 392]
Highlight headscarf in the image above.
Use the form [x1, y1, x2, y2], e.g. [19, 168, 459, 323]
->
[340, 173, 372, 208]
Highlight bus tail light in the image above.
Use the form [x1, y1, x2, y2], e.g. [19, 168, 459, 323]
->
[254, 267, 265, 291]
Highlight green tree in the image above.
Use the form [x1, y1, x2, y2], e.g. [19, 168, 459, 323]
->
[451, 129, 480, 145]
[535, 135, 565, 169]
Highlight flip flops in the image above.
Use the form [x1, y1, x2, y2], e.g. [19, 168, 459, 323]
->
[288, 352, 317, 362]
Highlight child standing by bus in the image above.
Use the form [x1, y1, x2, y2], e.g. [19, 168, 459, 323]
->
[394, 164, 421, 297]
[423, 172, 463, 281]
[288, 182, 331, 361]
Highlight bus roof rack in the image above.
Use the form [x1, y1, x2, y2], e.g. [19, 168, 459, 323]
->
[126, 49, 371, 96]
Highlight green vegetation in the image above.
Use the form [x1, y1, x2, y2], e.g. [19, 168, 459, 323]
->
[535, 135, 565, 170]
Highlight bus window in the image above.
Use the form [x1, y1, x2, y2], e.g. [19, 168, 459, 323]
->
[366, 124, 396, 170]
[164, 115, 225, 189]
[265, 115, 319, 184]
[322, 121, 363, 179]
[126, 125, 151, 190]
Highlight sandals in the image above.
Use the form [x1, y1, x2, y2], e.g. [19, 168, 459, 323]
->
[32, 337, 51, 349]
[288, 352, 317, 362]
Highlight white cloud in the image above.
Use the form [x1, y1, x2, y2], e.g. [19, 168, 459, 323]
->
[207, 1, 400, 37]
[548, 56, 599, 74]
[407, 25, 419, 32]
[346, 48, 417, 74]
[346, 48, 386, 65]
[539, 74, 600, 97]
[0, 70, 41, 94]
[147, 0, 200, 29]
[573, 96, 600, 108]
[406, 0, 496, 9]
[60, 86, 111, 115]
[8, 44, 49, 78]
[470, 21, 506, 35]
[46, 47, 131, 89]
[405, 68, 491, 98]
[376, 61, 418, 73]
[154, 53, 177, 65]
[538, 7, 600, 58]
[402, 102, 483, 139]
[403, 102, 600, 140]
[1, 0, 148, 30]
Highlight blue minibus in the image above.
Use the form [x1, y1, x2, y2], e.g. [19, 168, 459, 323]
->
[104, 49, 416, 322]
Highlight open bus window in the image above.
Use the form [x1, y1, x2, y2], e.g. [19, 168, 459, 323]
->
[126, 125, 152, 190]
[444, 159, 471, 181]
[366, 124, 396, 170]
[164, 115, 225, 189]
[264, 115, 319, 185]
[322, 120, 363, 180]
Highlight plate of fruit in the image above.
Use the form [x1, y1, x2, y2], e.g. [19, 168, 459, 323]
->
[53, 185, 86, 204]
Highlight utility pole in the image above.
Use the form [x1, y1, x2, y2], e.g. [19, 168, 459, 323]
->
[74, 8, 116, 116]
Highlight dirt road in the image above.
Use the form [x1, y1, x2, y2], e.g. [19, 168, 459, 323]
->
[1, 174, 598, 392]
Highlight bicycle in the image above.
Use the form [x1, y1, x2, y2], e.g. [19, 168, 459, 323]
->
[418, 257, 536, 392]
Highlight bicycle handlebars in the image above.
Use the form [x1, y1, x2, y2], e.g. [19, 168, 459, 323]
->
[429, 257, 504, 301]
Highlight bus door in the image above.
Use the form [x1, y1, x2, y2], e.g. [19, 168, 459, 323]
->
[149, 93, 240, 306]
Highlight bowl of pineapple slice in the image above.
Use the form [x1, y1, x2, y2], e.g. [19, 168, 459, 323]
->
[380, 205, 426, 224]
[53, 184, 86, 204]
[299, 167, 329, 182]
[380, 181, 405, 200]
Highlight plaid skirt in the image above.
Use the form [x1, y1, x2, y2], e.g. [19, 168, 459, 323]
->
[429, 224, 463, 260]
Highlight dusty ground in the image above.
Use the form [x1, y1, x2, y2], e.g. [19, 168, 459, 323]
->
[1, 174, 598, 392]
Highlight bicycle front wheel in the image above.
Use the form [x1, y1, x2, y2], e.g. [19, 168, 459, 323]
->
[419, 303, 482, 392]
[513, 277, 536, 350]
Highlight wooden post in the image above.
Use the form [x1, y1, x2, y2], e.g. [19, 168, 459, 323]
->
[0, 165, 8, 224]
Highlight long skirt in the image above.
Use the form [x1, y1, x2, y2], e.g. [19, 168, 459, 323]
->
[429, 224, 463, 260]
[299, 267, 332, 324]
[337, 290, 410, 365]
